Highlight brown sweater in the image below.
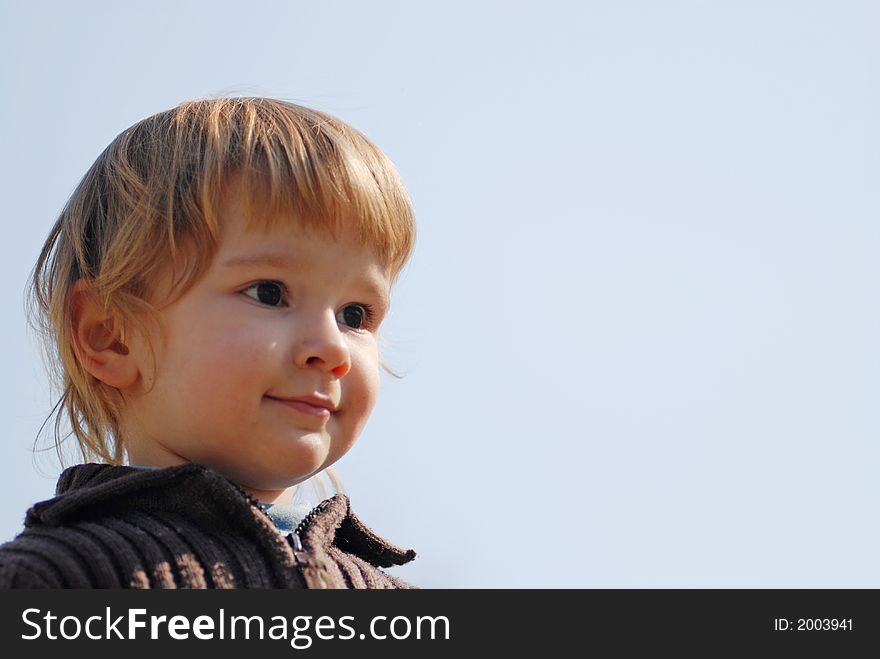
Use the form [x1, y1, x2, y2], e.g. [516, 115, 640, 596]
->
[0, 463, 416, 588]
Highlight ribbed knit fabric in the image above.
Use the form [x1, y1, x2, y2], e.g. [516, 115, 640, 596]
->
[0, 463, 416, 589]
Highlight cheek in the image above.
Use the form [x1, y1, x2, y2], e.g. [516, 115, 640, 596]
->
[158, 319, 282, 396]
[360, 366, 381, 412]
[343, 345, 381, 425]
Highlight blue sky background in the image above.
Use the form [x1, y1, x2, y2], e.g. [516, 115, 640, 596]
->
[1, 1, 877, 587]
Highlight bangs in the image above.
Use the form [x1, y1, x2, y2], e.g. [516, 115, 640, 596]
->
[189, 99, 415, 279]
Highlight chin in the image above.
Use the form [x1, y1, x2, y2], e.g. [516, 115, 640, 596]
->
[269, 453, 333, 487]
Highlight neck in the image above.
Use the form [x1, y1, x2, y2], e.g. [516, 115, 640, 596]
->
[241, 484, 295, 506]
[125, 444, 296, 505]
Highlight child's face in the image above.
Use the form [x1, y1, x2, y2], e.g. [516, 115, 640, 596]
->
[121, 196, 391, 500]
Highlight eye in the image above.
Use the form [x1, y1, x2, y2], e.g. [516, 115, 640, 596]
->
[242, 281, 286, 307]
[336, 303, 374, 329]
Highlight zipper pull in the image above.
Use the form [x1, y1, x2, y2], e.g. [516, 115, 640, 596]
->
[289, 531, 303, 552]
[288, 532, 310, 566]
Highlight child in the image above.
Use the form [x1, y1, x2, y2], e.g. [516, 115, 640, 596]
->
[0, 97, 417, 588]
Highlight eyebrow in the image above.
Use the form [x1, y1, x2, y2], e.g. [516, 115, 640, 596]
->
[220, 253, 296, 269]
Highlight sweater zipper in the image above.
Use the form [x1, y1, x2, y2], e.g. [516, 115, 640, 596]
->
[230, 479, 329, 587]
[292, 499, 326, 539]
[289, 498, 329, 563]
[289, 502, 337, 588]
[244, 489, 311, 571]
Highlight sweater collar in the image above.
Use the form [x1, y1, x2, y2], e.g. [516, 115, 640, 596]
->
[27, 462, 415, 569]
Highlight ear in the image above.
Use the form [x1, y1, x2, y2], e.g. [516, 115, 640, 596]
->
[69, 280, 140, 389]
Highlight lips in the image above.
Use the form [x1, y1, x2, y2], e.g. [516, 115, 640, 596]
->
[267, 394, 337, 418]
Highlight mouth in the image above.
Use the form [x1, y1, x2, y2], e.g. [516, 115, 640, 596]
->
[266, 395, 336, 419]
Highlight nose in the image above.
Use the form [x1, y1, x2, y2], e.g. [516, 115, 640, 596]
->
[293, 310, 351, 378]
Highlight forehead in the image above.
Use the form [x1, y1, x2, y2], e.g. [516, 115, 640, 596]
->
[215, 200, 392, 292]
[153, 199, 392, 310]
[218, 183, 392, 271]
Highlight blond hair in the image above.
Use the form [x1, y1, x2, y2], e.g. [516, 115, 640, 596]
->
[30, 97, 416, 465]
